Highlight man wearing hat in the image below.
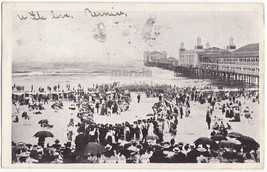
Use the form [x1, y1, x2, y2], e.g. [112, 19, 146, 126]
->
[52, 139, 61, 150]
[170, 143, 186, 163]
[62, 141, 72, 163]
[186, 144, 199, 163]
[150, 145, 168, 163]
[75, 132, 88, 156]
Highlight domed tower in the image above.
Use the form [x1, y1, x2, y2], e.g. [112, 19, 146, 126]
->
[227, 37, 236, 51]
[195, 37, 203, 49]
[179, 42, 185, 52]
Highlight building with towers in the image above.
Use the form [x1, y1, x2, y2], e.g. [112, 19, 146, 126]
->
[226, 37, 236, 52]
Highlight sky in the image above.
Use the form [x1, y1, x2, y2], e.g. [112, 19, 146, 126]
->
[12, 9, 260, 64]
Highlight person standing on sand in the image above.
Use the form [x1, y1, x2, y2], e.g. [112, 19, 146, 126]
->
[137, 94, 141, 103]
[206, 114, 211, 130]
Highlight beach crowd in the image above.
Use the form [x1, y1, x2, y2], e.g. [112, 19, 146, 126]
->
[12, 83, 260, 164]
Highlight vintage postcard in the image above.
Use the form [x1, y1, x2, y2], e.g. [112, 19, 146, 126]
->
[1, 2, 265, 169]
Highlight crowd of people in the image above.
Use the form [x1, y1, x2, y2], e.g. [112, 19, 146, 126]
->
[12, 84, 260, 164]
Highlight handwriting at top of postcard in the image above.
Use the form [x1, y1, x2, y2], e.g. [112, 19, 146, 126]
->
[1, 2, 264, 169]
[17, 8, 127, 21]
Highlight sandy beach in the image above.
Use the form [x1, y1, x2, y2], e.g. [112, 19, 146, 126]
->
[12, 92, 260, 147]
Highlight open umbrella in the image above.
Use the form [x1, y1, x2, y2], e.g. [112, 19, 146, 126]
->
[211, 134, 227, 141]
[33, 131, 54, 138]
[83, 142, 106, 155]
[228, 132, 243, 138]
[194, 137, 217, 147]
[236, 136, 259, 148]
[218, 140, 235, 148]
[38, 119, 49, 125]
[146, 134, 159, 141]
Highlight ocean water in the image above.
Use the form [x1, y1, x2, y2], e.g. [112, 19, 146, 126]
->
[12, 61, 213, 91]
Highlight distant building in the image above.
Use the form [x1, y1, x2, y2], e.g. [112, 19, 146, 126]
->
[144, 51, 179, 67]
[179, 37, 205, 68]
[143, 51, 167, 63]
[199, 43, 259, 76]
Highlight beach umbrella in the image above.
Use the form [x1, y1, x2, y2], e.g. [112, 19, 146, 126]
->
[38, 119, 49, 125]
[146, 134, 159, 141]
[83, 142, 106, 155]
[236, 136, 259, 148]
[211, 135, 227, 141]
[194, 137, 217, 147]
[218, 140, 235, 148]
[33, 131, 54, 138]
[228, 132, 243, 138]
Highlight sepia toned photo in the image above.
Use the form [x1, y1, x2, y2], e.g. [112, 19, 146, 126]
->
[1, 2, 265, 169]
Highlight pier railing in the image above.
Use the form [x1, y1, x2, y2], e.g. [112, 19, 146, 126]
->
[144, 61, 259, 87]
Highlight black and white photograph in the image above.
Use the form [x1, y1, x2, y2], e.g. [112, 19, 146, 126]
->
[1, 2, 265, 169]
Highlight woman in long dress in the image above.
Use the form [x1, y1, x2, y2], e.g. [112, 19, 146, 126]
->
[163, 117, 170, 133]
[147, 122, 154, 135]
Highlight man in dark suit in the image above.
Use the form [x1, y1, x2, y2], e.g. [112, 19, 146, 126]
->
[137, 94, 141, 103]
[75, 132, 88, 156]
[186, 144, 199, 163]
[170, 147, 186, 163]
[150, 146, 168, 163]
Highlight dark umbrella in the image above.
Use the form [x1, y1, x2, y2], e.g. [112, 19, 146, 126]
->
[211, 134, 227, 141]
[228, 132, 243, 138]
[33, 131, 54, 138]
[237, 136, 259, 148]
[38, 119, 49, 125]
[218, 140, 235, 148]
[146, 134, 159, 141]
[83, 142, 106, 155]
[194, 137, 217, 147]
